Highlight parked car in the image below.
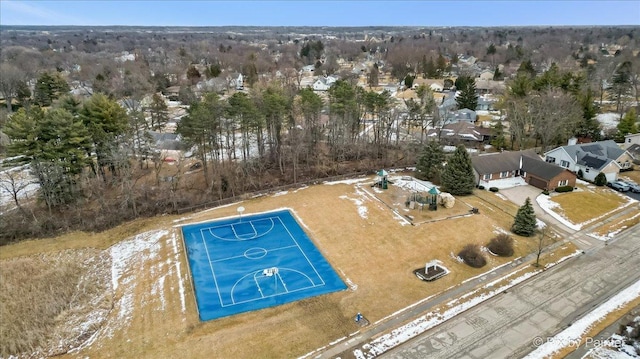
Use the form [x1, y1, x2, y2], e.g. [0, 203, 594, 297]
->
[608, 181, 631, 192]
[620, 180, 640, 193]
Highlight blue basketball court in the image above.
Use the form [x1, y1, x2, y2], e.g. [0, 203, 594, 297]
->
[181, 209, 347, 321]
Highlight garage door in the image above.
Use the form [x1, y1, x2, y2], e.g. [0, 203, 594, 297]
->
[528, 176, 548, 190]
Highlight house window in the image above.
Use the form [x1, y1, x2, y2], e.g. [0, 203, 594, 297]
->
[560, 160, 570, 168]
[483, 174, 492, 181]
[585, 168, 590, 173]
[500, 171, 510, 178]
[558, 179, 569, 186]
[629, 138, 632, 143]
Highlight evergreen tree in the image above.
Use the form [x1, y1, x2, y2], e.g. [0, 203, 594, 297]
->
[455, 75, 478, 110]
[404, 74, 414, 89]
[148, 93, 169, 131]
[80, 93, 129, 179]
[594, 172, 607, 186]
[512, 197, 537, 237]
[441, 145, 475, 195]
[34, 72, 70, 107]
[616, 108, 638, 142]
[5, 107, 91, 210]
[416, 140, 445, 182]
[575, 88, 601, 141]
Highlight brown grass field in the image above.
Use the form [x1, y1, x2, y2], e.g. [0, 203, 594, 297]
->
[548, 184, 631, 225]
[0, 174, 621, 359]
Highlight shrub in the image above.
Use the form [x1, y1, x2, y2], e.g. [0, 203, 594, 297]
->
[542, 189, 550, 195]
[458, 244, 487, 268]
[478, 185, 485, 190]
[487, 234, 514, 257]
[594, 172, 607, 186]
[555, 185, 574, 193]
[577, 169, 584, 179]
[489, 187, 499, 192]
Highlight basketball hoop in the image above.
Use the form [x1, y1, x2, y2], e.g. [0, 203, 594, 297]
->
[237, 206, 245, 222]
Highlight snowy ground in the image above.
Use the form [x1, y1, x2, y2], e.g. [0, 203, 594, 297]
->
[0, 164, 40, 210]
[597, 113, 621, 130]
[523, 280, 640, 359]
[72, 229, 188, 352]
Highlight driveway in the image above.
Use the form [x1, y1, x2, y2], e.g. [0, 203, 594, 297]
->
[499, 185, 576, 235]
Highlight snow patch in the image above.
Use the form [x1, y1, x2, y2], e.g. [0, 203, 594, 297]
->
[324, 177, 370, 185]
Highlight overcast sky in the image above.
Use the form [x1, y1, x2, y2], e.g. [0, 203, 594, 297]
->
[1, 0, 639, 27]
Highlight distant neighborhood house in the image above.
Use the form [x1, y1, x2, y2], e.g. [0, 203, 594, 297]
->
[544, 140, 633, 182]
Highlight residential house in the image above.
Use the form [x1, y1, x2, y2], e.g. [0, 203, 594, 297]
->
[196, 78, 227, 93]
[476, 97, 496, 111]
[543, 140, 634, 182]
[312, 77, 331, 91]
[226, 73, 244, 90]
[427, 122, 492, 145]
[626, 144, 640, 165]
[623, 133, 640, 149]
[478, 70, 494, 81]
[475, 79, 506, 95]
[472, 150, 577, 190]
[301, 65, 316, 73]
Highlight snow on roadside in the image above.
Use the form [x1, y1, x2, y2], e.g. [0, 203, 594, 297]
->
[351, 250, 582, 358]
[589, 212, 640, 241]
[522, 279, 640, 359]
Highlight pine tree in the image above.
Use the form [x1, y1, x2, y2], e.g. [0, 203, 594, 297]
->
[455, 75, 478, 110]
[512, 197, 537, 237]
[441, 145, 475, 195]
[616, 108, 638, 142]
[416, 140, 445, 182]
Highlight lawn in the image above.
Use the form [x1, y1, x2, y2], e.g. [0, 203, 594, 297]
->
[0, 174, 568, 359]
[548, 184, 631, 225]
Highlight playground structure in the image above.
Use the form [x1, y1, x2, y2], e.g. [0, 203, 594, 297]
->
[405, 186, 456, 211]
[372, 169, 391, 189]
[413, 260, 450, 281]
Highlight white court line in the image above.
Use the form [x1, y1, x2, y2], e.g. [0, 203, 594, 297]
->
[210, 244, 298, 263]
[231, 221, 257, 239]
[228, 267, 319, 307]
[276, 216, 326, 286]
[201, 213, 327, 308]
[207, 218, 275, 241]
[200, 231, 225, 307]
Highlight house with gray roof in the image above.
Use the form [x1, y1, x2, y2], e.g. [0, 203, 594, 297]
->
[472, 150, 577, 191]
[543, 140, 633, 182]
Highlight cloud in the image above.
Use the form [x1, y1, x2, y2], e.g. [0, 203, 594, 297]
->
[1, 0, 92, 25]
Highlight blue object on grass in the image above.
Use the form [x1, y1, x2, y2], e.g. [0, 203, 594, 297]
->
[182, 209, 347, 321]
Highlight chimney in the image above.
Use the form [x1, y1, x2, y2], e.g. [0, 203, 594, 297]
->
[568, 137, 578, 146]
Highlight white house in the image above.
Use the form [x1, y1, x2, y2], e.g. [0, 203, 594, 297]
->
[227, 73, 244, 90]
[623, 133, 640, 149]
[311, 76, 337, 91]
[543, 140, 633, 182]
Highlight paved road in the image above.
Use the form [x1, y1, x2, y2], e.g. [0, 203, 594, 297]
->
[380, 224, 640, 359]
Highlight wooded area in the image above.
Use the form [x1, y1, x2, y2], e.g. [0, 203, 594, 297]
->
[1, 25, 639, 243]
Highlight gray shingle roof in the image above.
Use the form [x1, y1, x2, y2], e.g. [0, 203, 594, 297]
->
[471, 149, 538, 175]
[521, 156, 567, 180]
[561, 140, 624, 161]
